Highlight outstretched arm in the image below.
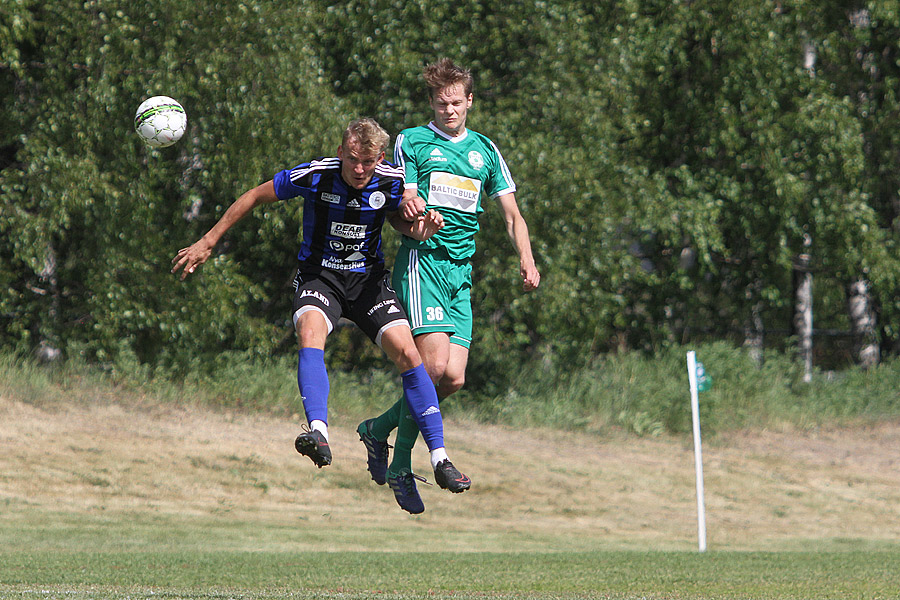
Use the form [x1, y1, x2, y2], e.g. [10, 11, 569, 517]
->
[496, 192, 540, 291]
[171, 180, 279, 280]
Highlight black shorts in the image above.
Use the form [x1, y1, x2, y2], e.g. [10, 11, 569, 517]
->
[291, 265, 410, 347]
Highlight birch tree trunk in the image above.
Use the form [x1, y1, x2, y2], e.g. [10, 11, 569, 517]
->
[35, 243, 62, 363]
[743, 301, 765, 368]
[846, 278, 880, 369]
[793, 238, 813, 383]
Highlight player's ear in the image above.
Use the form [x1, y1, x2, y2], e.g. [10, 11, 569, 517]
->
[376, 151, 385, 164]
[337, 145, 344, 159]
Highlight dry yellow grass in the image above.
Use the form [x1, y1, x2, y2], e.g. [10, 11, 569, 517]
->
[2, 392, 900, 552]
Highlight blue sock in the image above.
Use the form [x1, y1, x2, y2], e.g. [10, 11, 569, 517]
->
[298, 347, 329, 424]
[401, 363, 444, 452]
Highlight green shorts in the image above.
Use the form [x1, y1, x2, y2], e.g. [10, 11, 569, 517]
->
[392, 246, 472, 348]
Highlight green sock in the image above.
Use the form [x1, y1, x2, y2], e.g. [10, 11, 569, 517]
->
[388, 398, 419, 474]
[369, 396, 402, 441]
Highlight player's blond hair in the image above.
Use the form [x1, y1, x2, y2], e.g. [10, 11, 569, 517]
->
[342, 118, 390, 156]
[423, 58, 474, 98]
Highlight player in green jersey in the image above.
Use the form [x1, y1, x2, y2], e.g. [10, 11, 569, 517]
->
[357, 58, 540, 513]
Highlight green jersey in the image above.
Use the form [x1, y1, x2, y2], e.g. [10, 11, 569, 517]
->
[393, 123, 516, 260]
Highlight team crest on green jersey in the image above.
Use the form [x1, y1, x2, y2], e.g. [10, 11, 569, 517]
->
[468, 151, 484, 170]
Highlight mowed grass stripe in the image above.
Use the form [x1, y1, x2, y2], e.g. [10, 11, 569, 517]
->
[0, 551, 898, 599]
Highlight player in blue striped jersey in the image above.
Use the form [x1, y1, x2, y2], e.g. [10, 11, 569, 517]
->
[172, 118, 467, 514]
[276, 155, 401, 273]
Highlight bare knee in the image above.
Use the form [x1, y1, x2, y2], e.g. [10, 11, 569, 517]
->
[295, 312, 328, 349]
[423, 360, 447, 386]
[435, 344, 468, 398]
[437, 372, 464, 398]
[297, 325, 323, 348]
[393, 343, 423, 373]
[415, 332, 452, 385]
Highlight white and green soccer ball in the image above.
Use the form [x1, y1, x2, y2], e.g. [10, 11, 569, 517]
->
[134, 96, 187, 148]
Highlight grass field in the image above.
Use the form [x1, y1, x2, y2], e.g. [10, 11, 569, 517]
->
[2, 375, 900, 599]
[2, 550, 899, 599]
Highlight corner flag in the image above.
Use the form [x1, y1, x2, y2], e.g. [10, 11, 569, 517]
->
[686, 350, 708, 552]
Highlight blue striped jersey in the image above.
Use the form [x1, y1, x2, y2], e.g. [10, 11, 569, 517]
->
[272, 157, 403, 272]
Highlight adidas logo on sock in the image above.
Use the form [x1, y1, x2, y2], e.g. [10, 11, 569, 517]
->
[421, 405, 440, 416]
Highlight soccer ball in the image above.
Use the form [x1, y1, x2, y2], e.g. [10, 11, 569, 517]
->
[134, 96, 187, 148]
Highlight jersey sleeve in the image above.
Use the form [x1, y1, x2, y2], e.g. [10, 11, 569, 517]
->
[388, 178, 403, 211]
[272, 162, 312, 200]
[393, 131, 419, 190]
[485, 140, 517, 199]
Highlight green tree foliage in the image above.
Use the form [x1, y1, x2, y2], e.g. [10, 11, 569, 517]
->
[1, 1, 350, 369]
[2, 1, 899, 394]
[811, 2, 900, 343]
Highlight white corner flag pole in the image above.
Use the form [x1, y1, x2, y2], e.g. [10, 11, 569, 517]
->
[686, 350, 708, 553]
